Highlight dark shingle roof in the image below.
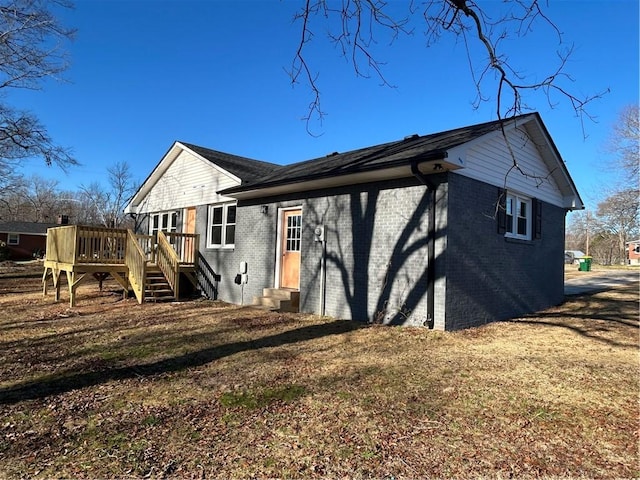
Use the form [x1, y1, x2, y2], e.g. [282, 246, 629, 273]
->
[222, 114, 532, 194]
[0, 221, 58, 235]
[180, 142, 280, 183]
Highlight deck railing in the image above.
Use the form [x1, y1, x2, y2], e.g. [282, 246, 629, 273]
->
[45, 226, 199, 303]
[45, 225, 77, 264]
[77, 226, 128, 264]
[135, 234, 155, 262]
[156, 231, 181, 299]
[126, 230, 148, 304]
[46, 225, 128, 264]
[165, 232, 199, 265]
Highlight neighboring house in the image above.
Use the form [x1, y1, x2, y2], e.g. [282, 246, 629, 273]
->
[125, 113, 584, 330]
[564, 250, 586, 264]
[626, 240, 640, 265]
[0, 220, 64, 260]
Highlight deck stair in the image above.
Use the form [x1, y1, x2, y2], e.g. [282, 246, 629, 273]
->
[253, 288, 300, 313]
[144, 265, 175, 302]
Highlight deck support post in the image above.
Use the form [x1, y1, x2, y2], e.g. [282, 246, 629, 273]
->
[42, 266, 61, 300]
[42, 267, 50, 297]
[53, 269, 61, 301]
[67, 271, 76, 307]
[92, 272, 109, 291]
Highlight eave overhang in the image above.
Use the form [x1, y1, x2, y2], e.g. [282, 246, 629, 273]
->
[220, 152, 461, 200]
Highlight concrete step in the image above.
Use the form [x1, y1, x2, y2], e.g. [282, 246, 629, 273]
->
[253, 288, 300, 313]
[262, 288, 299, 301]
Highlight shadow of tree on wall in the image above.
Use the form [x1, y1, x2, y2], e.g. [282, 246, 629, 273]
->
[0, 319, 362, 405]
[303, 177, 446, 327]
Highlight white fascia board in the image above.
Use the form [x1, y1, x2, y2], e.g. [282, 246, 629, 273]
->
[524, 117, 584, 210]
[124, 142, 183, 214]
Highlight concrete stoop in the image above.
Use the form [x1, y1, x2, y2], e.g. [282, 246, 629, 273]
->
[253, 288, 300, 313]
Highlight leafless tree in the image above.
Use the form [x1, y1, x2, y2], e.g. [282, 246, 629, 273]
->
[565, 210, 589, 253]
[0, 174, 63, 222]
[76, 182, 108, 225]
[566, 187, 639, 266]
[19, 175, 61, 222]
[606, 104, 639, 189]
[596, 189, 639, 264]
[0, 0, 76, 172]
[289, 0, 605, 134]
[105, 161, 138, 228]
[80, 161, 138, 228]
[0, 171, 26, 221]
[589, 232, 619, 266]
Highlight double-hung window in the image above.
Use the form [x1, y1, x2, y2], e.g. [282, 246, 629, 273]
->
[7, 233, 19, 245]
[207, 203, 236, 248]
[505, 193, 533, 240]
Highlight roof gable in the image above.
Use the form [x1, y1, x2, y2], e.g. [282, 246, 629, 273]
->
[125, 141, 280, 213]
[179, 142, 279, 183]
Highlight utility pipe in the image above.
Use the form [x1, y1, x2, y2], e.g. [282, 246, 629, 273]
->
[320, 236, 326, 316]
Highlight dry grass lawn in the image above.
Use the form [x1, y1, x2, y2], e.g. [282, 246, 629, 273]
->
[0, 261, 638, 478]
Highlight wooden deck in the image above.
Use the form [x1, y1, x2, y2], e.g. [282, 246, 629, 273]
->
[43, 225, 199, 307]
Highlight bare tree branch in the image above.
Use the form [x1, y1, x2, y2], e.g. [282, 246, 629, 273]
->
[80, 161, 138, 228]
[606, 104, 639, 189]
[290, 0, 608, 141]
[0, 0, 76, 170]
[0, 104, 76, 169]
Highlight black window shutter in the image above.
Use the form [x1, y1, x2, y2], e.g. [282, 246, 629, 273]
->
[497, 188, 507, 234]
[533, 198, 542, 239]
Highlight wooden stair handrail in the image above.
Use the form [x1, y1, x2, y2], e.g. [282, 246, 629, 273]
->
[125, 230, 148, 304]
[156, 231, 181, 300]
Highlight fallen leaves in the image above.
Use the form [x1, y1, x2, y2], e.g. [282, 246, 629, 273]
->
[0, 267, 638, 478]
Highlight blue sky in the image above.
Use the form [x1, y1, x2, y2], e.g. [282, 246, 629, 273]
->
[16, 0, 639, 211]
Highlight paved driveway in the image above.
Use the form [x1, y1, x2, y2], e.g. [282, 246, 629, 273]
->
[564, 269, 639, 295]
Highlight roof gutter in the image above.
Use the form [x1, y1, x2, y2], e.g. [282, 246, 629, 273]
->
[411, 162, 438, 329]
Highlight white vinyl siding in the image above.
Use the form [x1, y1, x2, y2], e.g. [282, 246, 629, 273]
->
[137, 150, 240, 214]
[449, 126, 564, 208]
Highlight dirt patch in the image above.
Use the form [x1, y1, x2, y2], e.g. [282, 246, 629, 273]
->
[0, 260, 43, 277]
[0, 269, 638, 478]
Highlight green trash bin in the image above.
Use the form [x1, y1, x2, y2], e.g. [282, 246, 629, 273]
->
[578, 256, 592, 271]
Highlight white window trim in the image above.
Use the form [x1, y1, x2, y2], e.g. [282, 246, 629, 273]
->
[7, 233, 19, 245]
[505, 193, 532, 241]
[207, 202, 236, 249]
[149, 211, 178, 237]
